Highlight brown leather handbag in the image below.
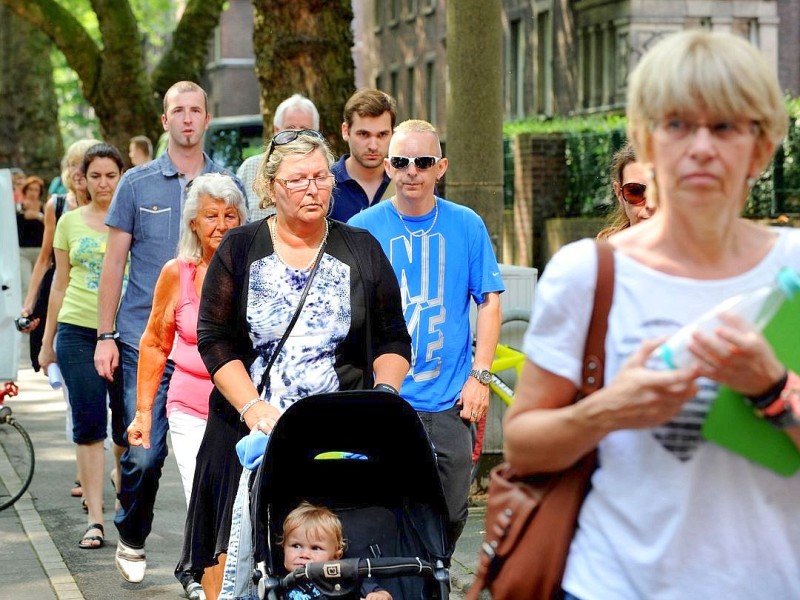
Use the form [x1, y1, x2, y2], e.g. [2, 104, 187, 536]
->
[467, 241, 614, 600]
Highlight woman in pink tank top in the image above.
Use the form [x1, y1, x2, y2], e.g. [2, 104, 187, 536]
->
[127, 173, 246, 505]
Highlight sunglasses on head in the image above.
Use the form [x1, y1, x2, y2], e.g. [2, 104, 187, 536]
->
[621, 182, 647, 205]
[388, 156, 441, 170]
[266, 129, 325, 161]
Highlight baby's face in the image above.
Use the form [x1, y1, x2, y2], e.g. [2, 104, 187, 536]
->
[283, 526, 338, 571]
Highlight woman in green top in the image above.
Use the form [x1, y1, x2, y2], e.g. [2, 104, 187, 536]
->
[39, 143, 127, 550]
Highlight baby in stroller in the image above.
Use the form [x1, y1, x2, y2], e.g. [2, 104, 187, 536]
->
[281, 502, 391, 600]
[250, 390, 453, 600]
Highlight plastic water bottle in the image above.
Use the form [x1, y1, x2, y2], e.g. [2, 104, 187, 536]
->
[658, 267, 800, 370]
[47, 363, 63, 390]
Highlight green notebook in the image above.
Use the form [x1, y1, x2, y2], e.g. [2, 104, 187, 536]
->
[701, 295, 800, 476]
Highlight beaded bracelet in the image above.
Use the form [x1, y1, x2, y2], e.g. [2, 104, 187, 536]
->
[239, 397, 262, 422]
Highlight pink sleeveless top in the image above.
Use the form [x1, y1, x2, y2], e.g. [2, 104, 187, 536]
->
[166, 259, 213, 419]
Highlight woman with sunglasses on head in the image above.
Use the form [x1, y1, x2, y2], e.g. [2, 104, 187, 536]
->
[178, 129, 410, 599]
[597, 142, 655, 239]
[505, 30, 800, 599]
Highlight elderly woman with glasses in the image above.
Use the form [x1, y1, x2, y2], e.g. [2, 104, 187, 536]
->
[178, 130, 411, 599]
[505, 30, 800, 599]
[597, 142, 655, 239]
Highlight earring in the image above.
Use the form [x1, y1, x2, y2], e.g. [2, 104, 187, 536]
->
[746, 176, 756, 189]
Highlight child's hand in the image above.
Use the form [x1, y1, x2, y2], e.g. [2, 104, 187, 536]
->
[363, 591, 392, 600]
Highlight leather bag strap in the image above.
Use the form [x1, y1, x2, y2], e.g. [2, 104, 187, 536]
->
[581, 240, 615, 398]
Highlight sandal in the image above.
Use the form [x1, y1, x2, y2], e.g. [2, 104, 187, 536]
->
[70, 480, 83, 497]
[78, 523, 104, 549]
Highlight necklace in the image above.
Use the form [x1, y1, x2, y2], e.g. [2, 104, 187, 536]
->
[270, 216, 329, 271]
[393, 197, 439, 237]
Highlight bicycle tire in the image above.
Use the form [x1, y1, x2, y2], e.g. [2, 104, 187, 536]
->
[0, 418, 36, 512]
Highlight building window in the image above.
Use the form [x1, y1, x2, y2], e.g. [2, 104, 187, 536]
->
[422, 0, 436, 16]
[699, 17, 712, 30]
[388, 0, 400, 26]
[535, 11, 552, 115]
[404, 0, 417, 21]
[509, 19, 523, 118]
[406, 64, 416, 118]
[375, 73, 383, 91]
[390, 68, 399, 103]
[425, 59, 437, 123]
[373, 0, 383, 31]
[747, 18, 760, 45]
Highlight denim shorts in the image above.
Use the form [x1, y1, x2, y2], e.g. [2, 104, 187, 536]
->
[56, 322, 124, 445]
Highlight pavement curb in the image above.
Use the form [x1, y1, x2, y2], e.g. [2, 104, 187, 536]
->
[0, 433, 84, 600]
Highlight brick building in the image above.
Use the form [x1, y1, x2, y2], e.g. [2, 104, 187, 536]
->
[352, 0, 800, 135]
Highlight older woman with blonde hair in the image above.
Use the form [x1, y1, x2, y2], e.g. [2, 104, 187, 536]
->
[505, 30, 800, 598]
[178, 130, 411, 599]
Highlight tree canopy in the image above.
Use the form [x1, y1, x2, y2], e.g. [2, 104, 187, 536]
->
[0, 0, 229, 154]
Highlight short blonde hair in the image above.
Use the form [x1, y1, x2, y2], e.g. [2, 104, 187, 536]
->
[281, 502, 345, 559]
[61, 138, 103, 192]
[253, 133, 335, 209]
[391, 119, 442, 156]
[627, 30, 787, 163]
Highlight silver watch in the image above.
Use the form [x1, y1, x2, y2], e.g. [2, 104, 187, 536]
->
[469, 368, 492, 385]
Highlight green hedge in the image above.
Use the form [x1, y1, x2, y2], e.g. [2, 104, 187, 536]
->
[504, 100, 800, 218]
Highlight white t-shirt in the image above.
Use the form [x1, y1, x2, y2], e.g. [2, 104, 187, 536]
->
[524, 229, 800, 599]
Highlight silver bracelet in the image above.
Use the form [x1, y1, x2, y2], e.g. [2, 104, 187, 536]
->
[239, 397, 262, 422]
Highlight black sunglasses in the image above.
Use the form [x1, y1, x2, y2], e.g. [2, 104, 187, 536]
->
[621, 182, 646, 205]
[388, 156, 441, 170]
[266, 129, 325, 162]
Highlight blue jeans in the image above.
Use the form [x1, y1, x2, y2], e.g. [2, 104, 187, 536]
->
[113, 341, 174, 548]
[56, 323, 125, 445]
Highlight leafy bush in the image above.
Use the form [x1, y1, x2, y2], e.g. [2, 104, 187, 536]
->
[505, 100, 800, 218]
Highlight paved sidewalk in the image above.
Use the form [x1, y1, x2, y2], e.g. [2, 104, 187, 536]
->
[0, 364, 486, 599]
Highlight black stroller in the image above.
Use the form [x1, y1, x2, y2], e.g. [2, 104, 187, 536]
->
[249, 390, 452, 599]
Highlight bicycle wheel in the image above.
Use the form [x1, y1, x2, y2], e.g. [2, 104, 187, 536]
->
[0, 411, 36, 512]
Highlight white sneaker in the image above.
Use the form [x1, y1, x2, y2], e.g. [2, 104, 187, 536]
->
[184, 581, 206, 600]
[115, 541, 146, 583]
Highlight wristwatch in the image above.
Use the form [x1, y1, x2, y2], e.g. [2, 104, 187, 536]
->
[97, 331, 119, 341]
[469, 368, 492, 385]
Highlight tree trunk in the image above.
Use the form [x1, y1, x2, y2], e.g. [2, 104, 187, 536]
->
[250, 0, 355, 155]
[0, 5, 62, 180]
[0, 0, 228, 159]
[446, 0, 505, 255]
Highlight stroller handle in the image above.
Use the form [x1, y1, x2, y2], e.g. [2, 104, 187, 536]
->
[282, 556, 439, 587]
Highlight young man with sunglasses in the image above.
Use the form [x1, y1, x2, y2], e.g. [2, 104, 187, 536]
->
[349, 119, 504, 551]
[95, 81, 243, 596]
[329, 89, 396, 222]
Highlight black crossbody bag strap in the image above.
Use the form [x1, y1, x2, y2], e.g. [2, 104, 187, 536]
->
[256, 236, 328, 396]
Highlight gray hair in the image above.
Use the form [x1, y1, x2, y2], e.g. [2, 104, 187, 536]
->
[178, 173, 247, 263]
[273, 94, 319, 130]
[253, 133, 335, 209]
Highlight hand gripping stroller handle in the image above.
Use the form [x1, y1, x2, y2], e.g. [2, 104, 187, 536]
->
[283, 557, 440, 596]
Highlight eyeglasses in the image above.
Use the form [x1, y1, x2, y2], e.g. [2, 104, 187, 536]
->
[274, 175, 335, 192]
[621, 182, 646, 206]
[652, 117, 760, 142]
[388, 156, 441, 170]
[266, 129, 325, 161]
